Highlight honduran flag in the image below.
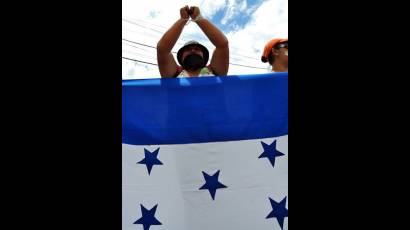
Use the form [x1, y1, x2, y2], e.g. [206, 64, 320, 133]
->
[122, 73, 288, 230]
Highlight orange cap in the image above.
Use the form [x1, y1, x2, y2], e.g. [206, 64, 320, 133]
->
[261, 38, 288, 63]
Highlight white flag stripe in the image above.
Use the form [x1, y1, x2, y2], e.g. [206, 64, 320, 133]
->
[123, 135, 287, 230]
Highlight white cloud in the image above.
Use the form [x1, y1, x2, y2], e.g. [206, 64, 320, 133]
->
[122, 0, 288, 79]
[122, 0, 227, 79]
[240, 0, 248, 11]
[122, 59, 161, 79]
[221, 0, 237, 25]
[221, 0, 250, 26]
[122, 0, 226, 28]
[199, 0, 227, 18]
[226, 0, 288, 75]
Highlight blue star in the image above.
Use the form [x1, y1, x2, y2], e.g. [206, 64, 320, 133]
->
[258, 140, 285, 168]
[266, 197, 288, 230]
[137, 148, 163, 175]
[199, 170, 227, 200]
[134, 204, 162, 230]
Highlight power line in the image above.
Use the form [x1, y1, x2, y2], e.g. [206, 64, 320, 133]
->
[122, 39, 157, 49]
[122, 42, 156, 53]
[122, 49, 157, 59]
[122, 17, 262, 61]
[229, 51, 261, 60]
[123, 30, 260, 61]
[123, 39, 266, 69]
[228, 63, 266, 70]
[122, 18, 165, 34]
[122, 38, 177, 54]
[122, 27, 186, 47]
[123, 55, 265, 70]
[123, 17, 169, 30]
[122, 57, 158, 66]
[122, 18, 206, 43]
[124, 38, 259, 63]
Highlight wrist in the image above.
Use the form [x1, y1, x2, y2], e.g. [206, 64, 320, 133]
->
[179, 18, 189, 22]
[193, 14, 204, 22]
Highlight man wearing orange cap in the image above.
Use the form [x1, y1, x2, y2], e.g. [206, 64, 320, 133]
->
[261, 38, 288, 72]
[157, 6, 229, 78]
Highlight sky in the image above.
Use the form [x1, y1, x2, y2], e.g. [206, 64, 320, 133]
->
[122, 0, 288, 79]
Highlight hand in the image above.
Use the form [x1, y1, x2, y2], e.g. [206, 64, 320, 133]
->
[180, 5, 190, 20]
[189, 6, 201, 20]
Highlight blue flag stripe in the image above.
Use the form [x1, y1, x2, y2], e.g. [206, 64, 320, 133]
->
[122, 73, 288, 145]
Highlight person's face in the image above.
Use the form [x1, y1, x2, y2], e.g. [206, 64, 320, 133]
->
[182, 45, 204, 62]
[273, 42, 288, 62]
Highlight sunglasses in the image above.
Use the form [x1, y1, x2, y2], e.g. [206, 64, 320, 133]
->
[274, 42, 288, 49]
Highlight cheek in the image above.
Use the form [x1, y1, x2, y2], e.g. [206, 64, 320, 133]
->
[182, 52, 190, 60]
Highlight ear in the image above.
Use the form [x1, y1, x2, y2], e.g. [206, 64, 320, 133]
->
[272, 48, 280, 56]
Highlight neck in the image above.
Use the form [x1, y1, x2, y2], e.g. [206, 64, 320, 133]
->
[272, 61, 288, 72]
[186, 69, 201, 77]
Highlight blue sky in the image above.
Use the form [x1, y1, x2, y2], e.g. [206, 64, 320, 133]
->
[122, 0, 288, 79]
[210, 0, 265, 32]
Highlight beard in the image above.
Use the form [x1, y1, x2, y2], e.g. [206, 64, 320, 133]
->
[182, 54, 205, 71]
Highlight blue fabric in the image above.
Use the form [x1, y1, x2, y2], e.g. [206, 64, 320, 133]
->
[122, 72, 288, 145]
